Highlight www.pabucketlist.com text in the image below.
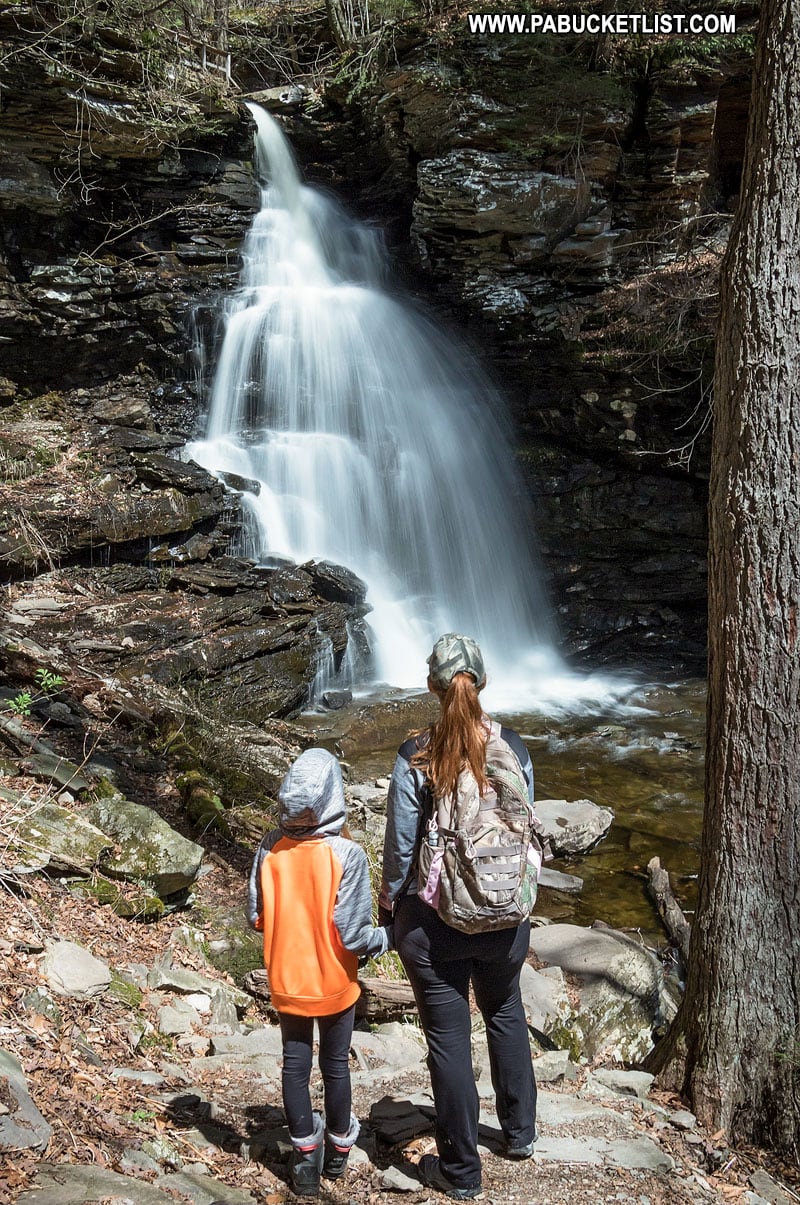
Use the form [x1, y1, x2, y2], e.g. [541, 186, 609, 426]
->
[467, 12, 737, 35]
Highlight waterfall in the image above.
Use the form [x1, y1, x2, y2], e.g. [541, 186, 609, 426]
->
[187, 103, 624, 711]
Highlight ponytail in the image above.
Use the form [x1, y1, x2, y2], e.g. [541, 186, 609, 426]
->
[412, 672, 488, 800]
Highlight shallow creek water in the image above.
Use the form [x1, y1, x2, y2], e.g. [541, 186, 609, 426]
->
[298, 677, 706, 945]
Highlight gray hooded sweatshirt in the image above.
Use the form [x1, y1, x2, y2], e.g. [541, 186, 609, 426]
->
[248, 748, 390, 963]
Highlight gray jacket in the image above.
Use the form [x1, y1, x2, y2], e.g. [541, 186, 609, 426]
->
[248, 747, 390, 960]
[380, 723, 535, 914]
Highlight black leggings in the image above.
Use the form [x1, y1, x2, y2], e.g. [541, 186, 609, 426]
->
[278, 1005, 356, 1139]
[396, 893, 536, 1187]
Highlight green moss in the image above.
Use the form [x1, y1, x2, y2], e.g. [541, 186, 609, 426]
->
[89, 776, 120, 801]
[6, 392, 66, 420]
[176, 768, 228, 831]
[71, 876, 165, 922]
[108, 970, 144, 1010]
[546, 1019, 583, 1063]
[161, 710, 281, 824]
[205, 925, 264, 985]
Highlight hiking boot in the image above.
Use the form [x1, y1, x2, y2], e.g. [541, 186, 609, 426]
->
[322, 1136, 350, 1179]
[322, 1112, 359, 1180]
[290, 1143, 323, 1197]
[506, 1140, 534, 1160]
[289, 1113, 324, 1198]
[417, 1155, 482, 1200]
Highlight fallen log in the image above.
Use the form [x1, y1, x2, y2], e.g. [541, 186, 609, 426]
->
[356, 976, 417, 1021]
[646, 856, 691, 968]
[243, 969, 417, 1022]
[0, 713, 56, 756]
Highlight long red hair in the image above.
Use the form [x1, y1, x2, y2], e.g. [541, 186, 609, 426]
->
[411, 672, 489, 800]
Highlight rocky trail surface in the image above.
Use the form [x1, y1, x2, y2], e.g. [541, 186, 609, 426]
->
[0, 559, 797, 1205]
[2, 844, 796, 1205]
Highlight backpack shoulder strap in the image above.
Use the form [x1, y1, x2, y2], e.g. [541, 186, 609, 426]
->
[498, 724, 530, 775]
[485, 721, 524, 774]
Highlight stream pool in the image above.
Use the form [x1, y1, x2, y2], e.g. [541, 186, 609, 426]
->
[298, 677, 706, 945]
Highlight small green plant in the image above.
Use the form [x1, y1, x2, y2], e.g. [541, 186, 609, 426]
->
[34, 668, 64, 694]
[4, 667, 65, 717]
[130, 1108, 157, 1124]
[6, 691, 33, 717]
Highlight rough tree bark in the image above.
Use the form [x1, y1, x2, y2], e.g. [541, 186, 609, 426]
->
[326, 0, 354, 51]
[212, 0, 228, 51]
[648, 0, 800, 1158]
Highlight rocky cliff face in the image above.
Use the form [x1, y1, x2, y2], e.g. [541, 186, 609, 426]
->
[0, 7, 754, 675]
[338, 26, 753, 666]
[0, 8, 370, 714]
[0, 9, 258, 396]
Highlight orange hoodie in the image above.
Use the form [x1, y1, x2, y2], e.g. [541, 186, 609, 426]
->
[258, 835, 360, 1016]
[249, 749, 389, 1017]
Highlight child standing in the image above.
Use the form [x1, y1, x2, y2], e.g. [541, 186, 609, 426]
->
[248, 747, 391, 1197]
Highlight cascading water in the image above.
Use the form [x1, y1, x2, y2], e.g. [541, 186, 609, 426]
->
[187, 104, 625, 711]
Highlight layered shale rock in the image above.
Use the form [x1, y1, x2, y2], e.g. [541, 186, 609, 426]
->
[0, 7, 256, 394]
[340, 25, 754, 665]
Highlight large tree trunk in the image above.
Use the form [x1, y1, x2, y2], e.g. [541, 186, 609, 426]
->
[649, 0, 800, 1159]
[213, 0, 228, 51]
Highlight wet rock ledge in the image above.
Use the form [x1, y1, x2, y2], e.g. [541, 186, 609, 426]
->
[0, 377, 370, 720]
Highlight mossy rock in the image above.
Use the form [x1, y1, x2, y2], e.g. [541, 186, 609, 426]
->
[84, 795, 204, 897]
[107, 970, 144, 1010]
[161, 728, 199, 770]
[72, 877, 166, 922]
[224, 804, 275, 845]
[176, 768, 228, 833]
[89, 776, 121, 801]
[7, 800, 111, 875]
[201, 907, 264, 985]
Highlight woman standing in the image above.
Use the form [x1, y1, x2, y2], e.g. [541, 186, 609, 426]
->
[380, 633, 538, 1201]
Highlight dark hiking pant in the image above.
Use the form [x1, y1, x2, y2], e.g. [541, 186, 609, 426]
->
[278, 1005, 356, 1139]
[395, 892, 537, 1188]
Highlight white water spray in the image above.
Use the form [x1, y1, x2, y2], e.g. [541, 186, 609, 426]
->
[188, 104, 628, 712]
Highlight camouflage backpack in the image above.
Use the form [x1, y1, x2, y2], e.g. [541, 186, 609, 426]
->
[417, 722, 544, 933]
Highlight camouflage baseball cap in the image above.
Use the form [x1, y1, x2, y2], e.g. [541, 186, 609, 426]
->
[427, 632, 486, 691]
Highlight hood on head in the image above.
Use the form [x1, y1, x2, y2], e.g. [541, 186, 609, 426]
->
[278, 747, 346, 838]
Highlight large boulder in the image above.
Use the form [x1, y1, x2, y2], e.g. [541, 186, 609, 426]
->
[529, 923, 677, 1062]
[5, 799, 110, 875]
[84, 796, 204, 898]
